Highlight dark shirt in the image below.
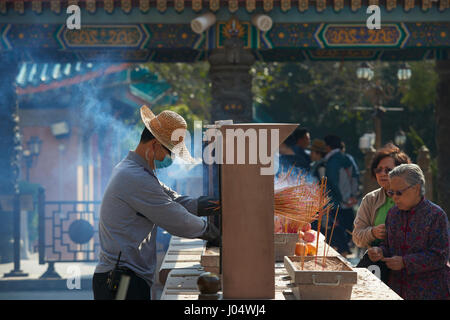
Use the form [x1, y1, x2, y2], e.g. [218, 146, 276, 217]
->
[292, 145, 311, 170]
[380, 198, 450, 300]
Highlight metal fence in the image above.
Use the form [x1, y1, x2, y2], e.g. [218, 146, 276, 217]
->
[38, 189, 100, 278]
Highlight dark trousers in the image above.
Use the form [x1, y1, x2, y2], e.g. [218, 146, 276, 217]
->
[312, 208, 351, 254]
[92, 270, 151, 300]
[339, 207, 355, 243]
[356, 251, 390, 284]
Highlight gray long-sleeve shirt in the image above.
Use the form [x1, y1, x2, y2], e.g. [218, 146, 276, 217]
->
[94, 151, 207, 287]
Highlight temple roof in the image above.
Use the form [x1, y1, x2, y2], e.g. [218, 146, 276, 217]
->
[0, 0, 448, 15]
[16, 62, 174, 108]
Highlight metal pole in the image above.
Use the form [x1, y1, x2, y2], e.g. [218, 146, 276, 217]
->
[374, 114, 382, 150]
[4, 194, 28, 277]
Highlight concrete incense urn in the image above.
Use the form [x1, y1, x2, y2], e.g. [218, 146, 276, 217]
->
[284, 255, 358, 300]
[205, 123, 298, 299]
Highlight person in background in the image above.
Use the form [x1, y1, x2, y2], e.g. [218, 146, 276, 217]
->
[353, 143, 411, 283]
[322, 134, 358, 257]
[291, 128, 311, 171]
[278, 133, 297, 171]
[368, 164, 449, 300]
[339, 140, 360, 250]
[310, 139, 328, 182]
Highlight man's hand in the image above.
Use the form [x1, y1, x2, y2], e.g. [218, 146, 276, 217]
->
[198, 221, 221, 248]
[197, 196, 221, 217]
[382, 256, 404, 271]
[367, 246, 383, 262]
[371, 224, 386, 240]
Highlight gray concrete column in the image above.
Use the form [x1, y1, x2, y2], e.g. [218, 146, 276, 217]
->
[435, 59, 450, 218]
[208, 37, 255, 123]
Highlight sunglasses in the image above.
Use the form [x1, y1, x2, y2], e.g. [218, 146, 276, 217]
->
[374, 167, 393, 175]
[387, 184, 415, 197]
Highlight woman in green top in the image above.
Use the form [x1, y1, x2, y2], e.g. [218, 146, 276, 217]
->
[353, 143, 411, 282]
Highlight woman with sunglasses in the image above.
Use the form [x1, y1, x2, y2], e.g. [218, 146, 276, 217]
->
[368, 164, 449, 300]
[353, 143, 411, 282]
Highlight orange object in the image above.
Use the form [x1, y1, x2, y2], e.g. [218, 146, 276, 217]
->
[295, 242, 307, 256]
[306, 243, 317, 256]
[298, 231, 305, 241]
[301, 223, 312, 232]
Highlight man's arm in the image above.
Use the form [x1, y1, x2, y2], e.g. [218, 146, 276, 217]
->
[159, 182, 221, 217]
[159, 181, 198, 214]
[127, 179, 207, 239]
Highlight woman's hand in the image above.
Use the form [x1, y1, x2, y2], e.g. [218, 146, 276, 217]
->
[368, 247, 383, 262]
[382, 256, 404, 271]
[371, 224, 386, 240]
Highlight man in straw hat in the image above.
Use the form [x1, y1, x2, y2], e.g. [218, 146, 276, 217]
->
[93, 106, 220, 300]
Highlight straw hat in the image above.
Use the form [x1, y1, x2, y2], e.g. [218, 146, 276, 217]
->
[140, 105, 195, 163]
[310, 139, 328, 154]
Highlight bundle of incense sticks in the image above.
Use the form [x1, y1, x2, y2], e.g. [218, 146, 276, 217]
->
[274, 170, 332, 233]
[275, 167, 343, 271]
[204, 200, 221, 212]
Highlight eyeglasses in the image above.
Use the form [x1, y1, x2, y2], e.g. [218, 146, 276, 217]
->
[374, 167, 393, 175]
[387, 184, 416, 197]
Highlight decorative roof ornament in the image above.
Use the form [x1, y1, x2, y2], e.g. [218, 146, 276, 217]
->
[104, 0, 114, 13]
[174, 0, 184, 12]
[121, 0, 132, 13]
[86, 0, 96, 13]
[223, 17, 245, 39]
[298, 0, 308, 12]
[351, 0, 361, 11]
[0, 0, 6, 14]
[192, 0, 202, 11]
[386, 0, 397, 11]
[32, 0, 42, 14]
[157, 0, 167, 12]
[139, 0, 150, 13]
[14, 0, 24, 14]
[404, 0, 415, 11]
[422, 0, 432, 10]
[246, 0, 256, 12]
[281, 0, 291, 12]
[263, 0, 274, 12]
[317, 0, 326, 12]
[229, 0, 239, 13]
[0, 0, 448, 15]
[50, 0, 60, 14]
[334, 0, 344, 11]
[210, 0, 220, 12]
[68, 0, 78, 8]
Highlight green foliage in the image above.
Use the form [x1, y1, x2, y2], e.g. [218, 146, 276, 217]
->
[133, 60, 437, 170]
[252, 60, 438, 168]
[401, 61, 438, 111]
[143, 62, 212, 121]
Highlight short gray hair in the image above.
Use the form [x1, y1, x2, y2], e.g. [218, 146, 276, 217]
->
[388, 164, 425, 196]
